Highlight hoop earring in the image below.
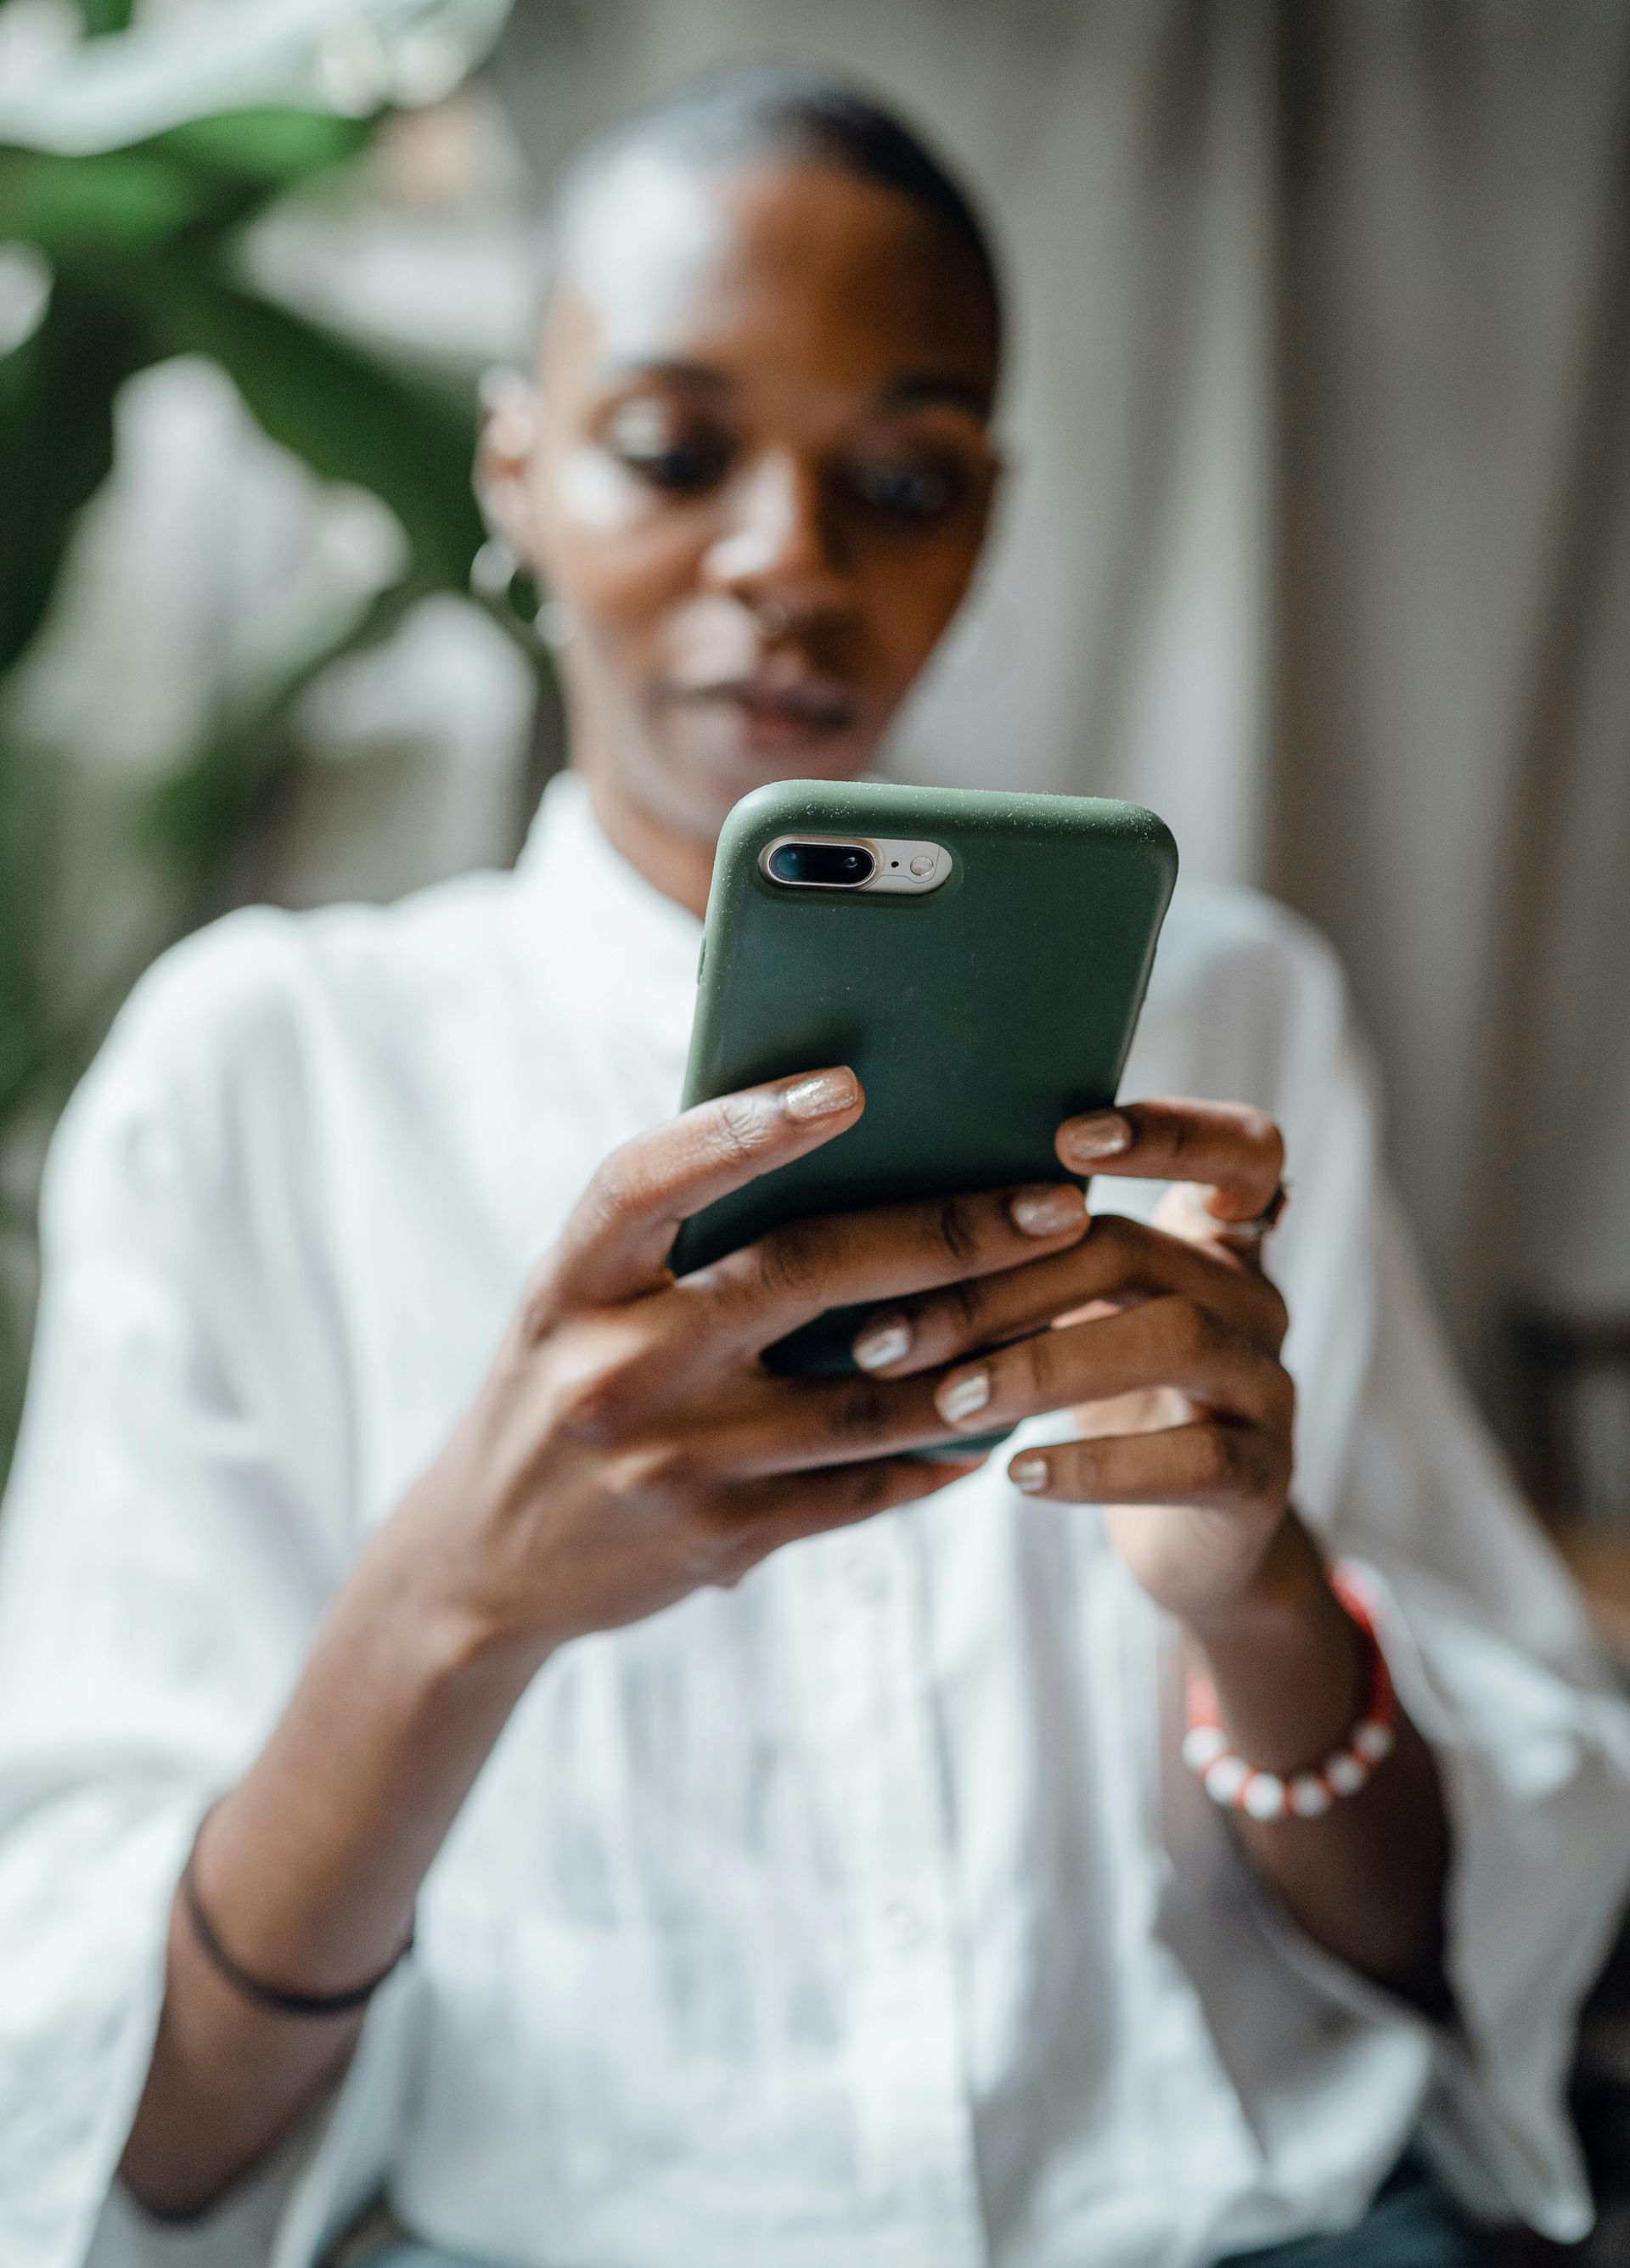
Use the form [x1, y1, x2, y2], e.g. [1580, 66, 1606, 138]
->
[535, 597, 575, 652]
[470, 536, 570, 657]
[469, 536, 542, 623]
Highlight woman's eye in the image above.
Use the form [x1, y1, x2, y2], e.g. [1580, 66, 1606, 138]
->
[621, 439, 732, 493]
[844, 457, 964, 522]
[604, 402, 730, 494]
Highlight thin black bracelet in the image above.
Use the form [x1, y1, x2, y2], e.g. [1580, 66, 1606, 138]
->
[180, 1837, 414, 2019]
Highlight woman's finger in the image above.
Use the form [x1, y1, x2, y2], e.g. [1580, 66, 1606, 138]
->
[721, 1451, 989, 1567]
[534, 1067, 865, 1320]
[1003, 1421, 1289, 1511]
[694, 1364, 959, 1477]
[680, 1179, 1088, 1358]
[1055, 1097, 1284, 1226]
[931, 1295, 1296, 1439]
[849, 1211, 1289, 1379]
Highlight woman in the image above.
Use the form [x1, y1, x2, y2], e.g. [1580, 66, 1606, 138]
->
[1, 65, 1627, 2268]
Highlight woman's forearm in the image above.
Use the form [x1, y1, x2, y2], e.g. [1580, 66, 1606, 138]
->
[1189, 1515, 1452, 2012]
[120, 1511, 545, 2219]
[118, 1073, 1046, 2218]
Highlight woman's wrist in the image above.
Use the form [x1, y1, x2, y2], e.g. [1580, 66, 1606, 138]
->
[364, 1460, 558, 1696]
[121, 1512, 547, 2221]
[1183, 1515, 1369, 1777]
[184, 1527, 547, 2005]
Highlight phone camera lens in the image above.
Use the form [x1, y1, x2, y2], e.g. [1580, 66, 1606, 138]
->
[767, 841, 876, 887]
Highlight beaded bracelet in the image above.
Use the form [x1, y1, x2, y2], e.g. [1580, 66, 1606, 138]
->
[1182, 1565, 1397, 1823]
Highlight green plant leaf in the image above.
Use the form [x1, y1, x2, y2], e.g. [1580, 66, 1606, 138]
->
[76, 0, 137, 36]
[0, 147, 222, 250]
[0, 5, 510, 1467]
[0, 746, 69, 1112]
[137, 579, 417, 894]
[0, 274, 145, 674]
[0, 106, 363, 255]
[155, 107, 373, 188]
[136, 256, 485, 590]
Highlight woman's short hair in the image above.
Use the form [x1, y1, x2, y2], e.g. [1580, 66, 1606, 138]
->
[548, 63, 1004, 367]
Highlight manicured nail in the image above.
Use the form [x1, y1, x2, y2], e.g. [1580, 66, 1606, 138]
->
[937, 1369, 992, 1424]
[1009, 1185, 1088, 1236]
[853, 1315, 912, 1372]
[1060, 1111, 1131, 1163]
[1009, 1455, 1050, 1494]
[783, 1067, 859, 1122]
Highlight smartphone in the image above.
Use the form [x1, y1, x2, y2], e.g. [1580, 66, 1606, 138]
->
[670, 778, 1178, 1392]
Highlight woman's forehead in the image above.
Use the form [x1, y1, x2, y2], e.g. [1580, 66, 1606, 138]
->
[541, 154, 998, 408]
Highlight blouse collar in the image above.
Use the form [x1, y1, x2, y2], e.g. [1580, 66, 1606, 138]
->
[510, 768, 703, 1042]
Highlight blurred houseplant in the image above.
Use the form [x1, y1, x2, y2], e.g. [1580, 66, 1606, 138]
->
[0, 0, 526, 1473]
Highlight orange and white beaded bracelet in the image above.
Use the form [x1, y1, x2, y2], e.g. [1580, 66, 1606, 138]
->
[1182, 1566, 1397, 1823]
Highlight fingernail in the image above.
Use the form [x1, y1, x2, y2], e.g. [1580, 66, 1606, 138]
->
[783, 1068, 859, 1122]
[1009, 1455, 1050, 1494]
[1060, 1111, 1131, 1163]
[1010, 1185, 1087, 1236]
[937, 1369, 992, 1424]
[853, 1315, 912, 1372]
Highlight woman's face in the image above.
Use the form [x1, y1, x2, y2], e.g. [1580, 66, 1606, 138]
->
[485, 154, 1002, 850]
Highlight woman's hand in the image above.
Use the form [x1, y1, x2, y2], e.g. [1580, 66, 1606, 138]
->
[847, 1095, 1296, 1631]
[845, 1092, 1452, 2007]
[124, 1060, 1102, 2219]
[384, 1063, 1097, 1672]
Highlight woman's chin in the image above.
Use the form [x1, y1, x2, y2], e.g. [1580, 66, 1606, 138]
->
[667, 709, 877, 797]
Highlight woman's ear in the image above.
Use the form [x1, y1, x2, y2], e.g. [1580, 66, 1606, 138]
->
[474, 368, 542, 564]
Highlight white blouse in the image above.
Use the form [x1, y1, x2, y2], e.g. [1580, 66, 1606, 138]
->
[3, 773, 1627, 2268]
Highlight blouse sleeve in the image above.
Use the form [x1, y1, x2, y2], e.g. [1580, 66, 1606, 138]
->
[0, 919, 400, 2268]
[1244, 906, 1630, 2240]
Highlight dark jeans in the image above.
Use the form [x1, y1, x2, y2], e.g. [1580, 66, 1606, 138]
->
[362, 2159, 1483, 2268]
[1219, 2155, 1482, 2265]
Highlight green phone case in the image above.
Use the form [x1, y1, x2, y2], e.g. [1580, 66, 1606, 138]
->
[670, 778, 1178, 1390]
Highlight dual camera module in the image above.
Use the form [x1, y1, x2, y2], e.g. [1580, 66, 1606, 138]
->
[760, 836, 949, 896]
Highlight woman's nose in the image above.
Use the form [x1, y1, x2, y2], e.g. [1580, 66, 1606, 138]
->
[701, 453, 851, 619]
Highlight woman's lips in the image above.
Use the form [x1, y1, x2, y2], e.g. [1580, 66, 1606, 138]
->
[667, 674, 863, 752]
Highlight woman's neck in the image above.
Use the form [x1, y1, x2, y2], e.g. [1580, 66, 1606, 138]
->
[575, 764, 717, 922]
